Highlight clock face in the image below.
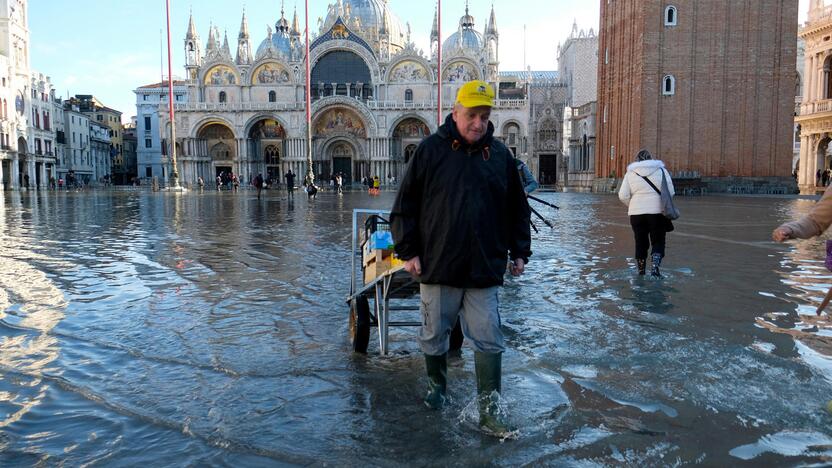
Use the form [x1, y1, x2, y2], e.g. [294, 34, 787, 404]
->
[15, 92, 24, 115]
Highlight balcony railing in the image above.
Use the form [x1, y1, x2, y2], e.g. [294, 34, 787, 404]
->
[171, 98, 528, 113]
[800, 99, 832, 115]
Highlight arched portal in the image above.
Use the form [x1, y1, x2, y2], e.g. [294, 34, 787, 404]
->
[197, 123, 236, 176]
[248, 118, 286, 183]
[17, 136, 28, 188]
[392, 117, 430, 177]
[330, 141, 354, 183]
[817, 135, 832, 187]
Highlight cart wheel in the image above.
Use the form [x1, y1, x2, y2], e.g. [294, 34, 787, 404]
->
[349, 296, 371, 353]
[449, 317, 464, 351]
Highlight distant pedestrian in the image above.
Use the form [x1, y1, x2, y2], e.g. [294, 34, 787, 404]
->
[618, 149, 676, 277]
[285, 169, 296, 198]
[335, 173, 343, 194]
[818, 169, 823, 187]
[232, 173, 239, 191]
[216, 175, 222, 191]
[254, 173, 264, 199]
[824, 170, 830, 187]
[306, 181, 318, 199]
[197, 176, 204, 190]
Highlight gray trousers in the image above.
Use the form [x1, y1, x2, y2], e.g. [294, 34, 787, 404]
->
[419, 284, 505, 355]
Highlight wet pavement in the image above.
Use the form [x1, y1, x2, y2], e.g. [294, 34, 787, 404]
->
[0, 188, 831, 465]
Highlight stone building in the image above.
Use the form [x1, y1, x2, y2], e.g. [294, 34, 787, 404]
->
[0, 0, 57, 190]
[134, 80, 187, 181]
[89, 120, 112, 184]
[151, 1, 563, 188]
[794, 0, 832, 192]
[597, 0, 798, 193]
[557, 21, 598, 191]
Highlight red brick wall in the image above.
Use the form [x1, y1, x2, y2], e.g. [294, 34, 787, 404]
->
[597, 0, 798, 179]
[597, 0, 645, 179]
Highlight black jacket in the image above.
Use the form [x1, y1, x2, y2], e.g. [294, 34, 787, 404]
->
[390, 113, 532, 288]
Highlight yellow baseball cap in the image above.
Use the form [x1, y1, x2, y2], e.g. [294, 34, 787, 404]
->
[455, 80, 495, 108]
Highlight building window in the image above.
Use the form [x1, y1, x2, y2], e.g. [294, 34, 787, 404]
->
[143, 94, 149, 101]
[219, 91, 226, 103]
[145, 138, 152, 148]
[268, 90, 276, 102]
[662, 75, 676, 95]
[146, 167, 152, 177]
[405, 89, 413, 102]
[665, 6, 677, 26]
[144, 116, 151, 130]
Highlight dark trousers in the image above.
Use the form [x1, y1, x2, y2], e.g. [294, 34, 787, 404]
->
[630, 214, 667, 259]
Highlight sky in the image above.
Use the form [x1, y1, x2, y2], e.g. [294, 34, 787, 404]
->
[29, 0, 600, 123]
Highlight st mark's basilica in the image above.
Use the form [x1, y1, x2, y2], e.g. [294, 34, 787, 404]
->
[159, 0, 567, 186]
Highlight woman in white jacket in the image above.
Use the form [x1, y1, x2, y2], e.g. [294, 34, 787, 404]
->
[618, 149, 675, 276]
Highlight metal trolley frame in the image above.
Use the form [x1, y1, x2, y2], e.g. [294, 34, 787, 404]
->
[347, 209, 420, 355]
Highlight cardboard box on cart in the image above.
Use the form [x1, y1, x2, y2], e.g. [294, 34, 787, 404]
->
[362, 231, 403, 283]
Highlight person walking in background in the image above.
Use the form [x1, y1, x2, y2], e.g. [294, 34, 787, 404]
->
[197, 176, 204, 190]
[254, 173, 264, 199]
[515, 158, 539, 194]
[285, 169, 296, 198]
[618, 149, 675, 277]
[216, 174, 222, 191]
[391, 79, 531, 437]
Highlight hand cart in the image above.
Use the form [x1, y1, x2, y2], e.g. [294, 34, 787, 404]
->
[346, 209, 463, 355]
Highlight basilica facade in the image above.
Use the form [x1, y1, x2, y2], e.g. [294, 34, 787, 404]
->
[157, 1, 559, 187]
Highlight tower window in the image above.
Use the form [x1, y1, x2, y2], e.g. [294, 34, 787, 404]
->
[268, 90, 276, 102]
[219, 91, 227, 103]
[662, 75, 676, 95]
[405, 89, 413, 102]
[665, 6, 677, 26]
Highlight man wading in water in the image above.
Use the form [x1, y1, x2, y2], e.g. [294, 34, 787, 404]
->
[391, 80, 532, 437]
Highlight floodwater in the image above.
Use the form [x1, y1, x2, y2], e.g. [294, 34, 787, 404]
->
[0, 188, 831, 466]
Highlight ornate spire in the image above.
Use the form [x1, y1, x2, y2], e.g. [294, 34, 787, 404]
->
[486, 3, 497, 36]
[236, 9, 252, 64]
[380, 7, 389, 36]
[460, 0, 475, 29]
[222, 30, 232, 58]
[291, 6, 300, 36]
[276, 0, 290, 33]
[239, 8, 249, 39]
[186, 9, 199, 40]
[431, 4, 438, 40]
[206, 21, 217, 51]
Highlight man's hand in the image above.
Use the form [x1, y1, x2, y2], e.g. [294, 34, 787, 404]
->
[404, 256, 422, 276]
[509, 258, 525, 276]
[772, 227, 792, 242]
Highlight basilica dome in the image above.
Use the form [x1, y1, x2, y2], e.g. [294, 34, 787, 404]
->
[255, 12, 294, 60]
[322, 0, 407, 49]
[442, 8, 484, 52]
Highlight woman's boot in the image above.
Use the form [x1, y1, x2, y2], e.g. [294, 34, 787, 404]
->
[424, 353, 447, 409]
[636, 258, 647, 275]
[474, 352, 515, 436]
[650, 253, 663, 277]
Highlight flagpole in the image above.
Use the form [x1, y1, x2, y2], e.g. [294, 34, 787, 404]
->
[304, 0, 314, 186]
[165, 0, 181, 189]
[437, 0, 442, 128]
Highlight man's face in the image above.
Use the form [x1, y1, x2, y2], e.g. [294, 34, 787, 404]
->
[452, 105, 491, 145]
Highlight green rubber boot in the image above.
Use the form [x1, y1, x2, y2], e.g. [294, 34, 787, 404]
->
[423, 353, 447, 410]
[474, 352, 516, 437]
